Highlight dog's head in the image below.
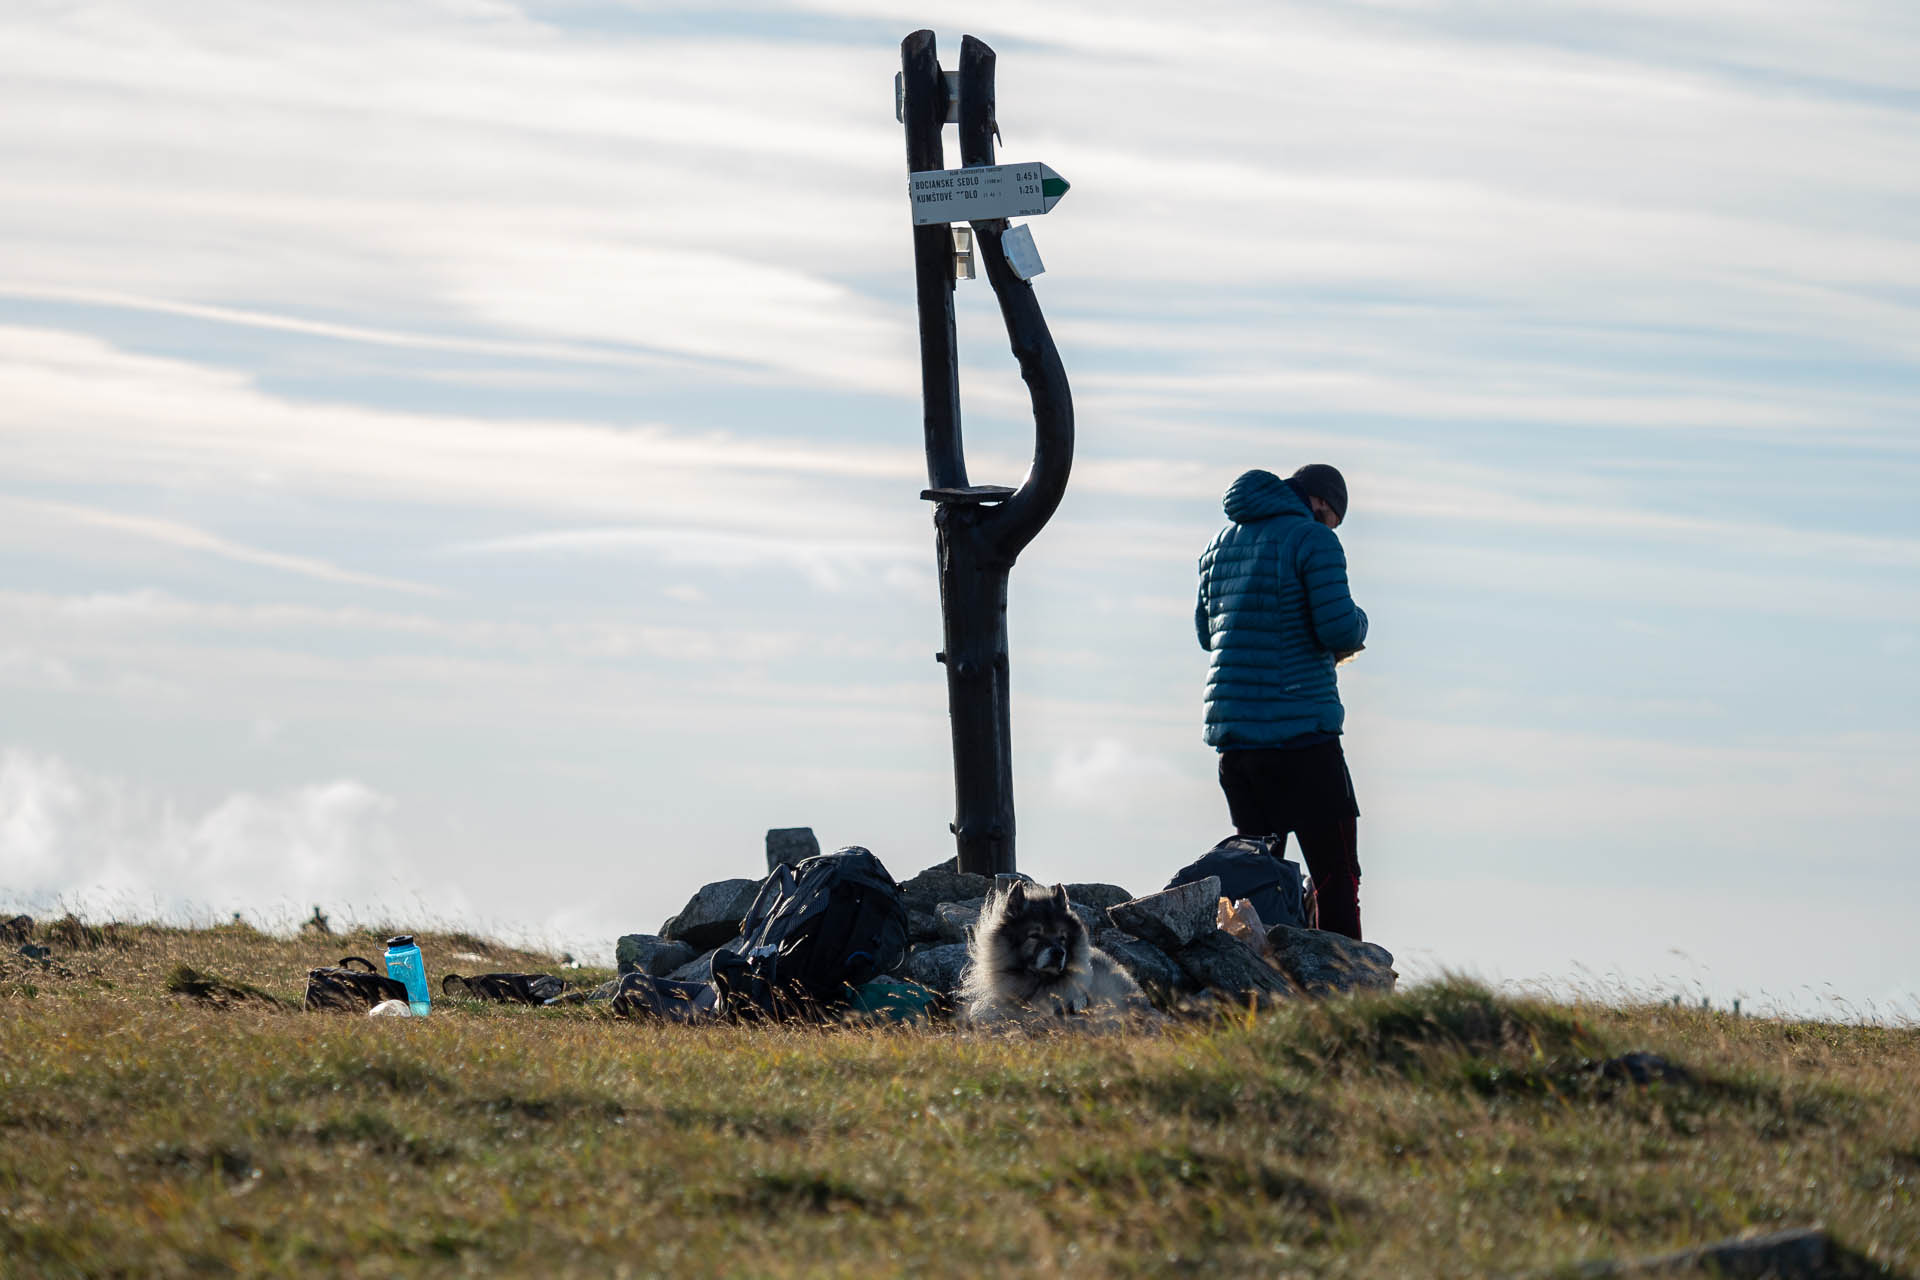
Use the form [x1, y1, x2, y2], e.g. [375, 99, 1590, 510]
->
[986, 880, 1086, 979]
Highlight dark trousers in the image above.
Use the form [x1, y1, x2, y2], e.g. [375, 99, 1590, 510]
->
[1218, 743, 1363, 941]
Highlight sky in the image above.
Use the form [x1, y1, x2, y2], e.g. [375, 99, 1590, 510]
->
[2, 0, 1916, 1019]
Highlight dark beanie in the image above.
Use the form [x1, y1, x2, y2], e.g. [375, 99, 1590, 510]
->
[1286, 464, 1348, 522]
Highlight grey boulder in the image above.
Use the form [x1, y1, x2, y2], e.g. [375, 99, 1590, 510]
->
[1106, 877, 1221, 951]
[1173, 931, 1292, 1006]
[1266, 926, 1397, 996]
[1064, 883, 1134, 912]
[899, 865, 995, 915]
[765, 827, 820, 873]
[934, 899, 985, 944]
[615, 933, 697, 977]
[1095, 931, 1189, 1007]
[1068, 902, 1107, 937]
[901, 942, 970, 995]
[906, 905, 945, 945]
[660, 877, 764, 951]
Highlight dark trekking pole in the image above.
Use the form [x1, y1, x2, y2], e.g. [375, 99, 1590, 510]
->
[899, 31, 1075, 877]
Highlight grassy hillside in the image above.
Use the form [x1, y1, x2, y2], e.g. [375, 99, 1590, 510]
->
[1, 918, 1914, 1278]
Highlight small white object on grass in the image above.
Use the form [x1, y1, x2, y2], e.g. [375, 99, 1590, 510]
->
[369, 999, 412, 1017]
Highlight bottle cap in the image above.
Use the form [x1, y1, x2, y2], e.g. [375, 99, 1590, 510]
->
[386, 934, 415, 947]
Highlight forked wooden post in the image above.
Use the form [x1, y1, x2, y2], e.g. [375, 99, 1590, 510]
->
[900, 31, 1075, 877]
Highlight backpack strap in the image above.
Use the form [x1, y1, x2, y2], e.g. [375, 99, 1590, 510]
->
[339, 955, 379, 972]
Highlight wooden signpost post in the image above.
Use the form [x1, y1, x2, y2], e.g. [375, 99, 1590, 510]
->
[899, 30, 1075, 878]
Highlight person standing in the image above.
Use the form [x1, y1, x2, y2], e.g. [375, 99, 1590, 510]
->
[1195, 464, 1368, 940]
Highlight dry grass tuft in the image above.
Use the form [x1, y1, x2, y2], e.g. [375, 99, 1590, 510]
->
[163, 965, 288, 1011]
[38, 913, 129, 951]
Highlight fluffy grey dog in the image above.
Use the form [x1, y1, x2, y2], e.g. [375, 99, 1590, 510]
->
[959, 880, 1146, 1025]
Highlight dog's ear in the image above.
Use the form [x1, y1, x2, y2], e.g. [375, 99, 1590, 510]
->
[1051, 883, 1070, 908]
[1003, 879, 1029, 909]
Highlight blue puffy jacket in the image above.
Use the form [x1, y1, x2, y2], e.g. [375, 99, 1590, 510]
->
[1196, 469, 1368, 749]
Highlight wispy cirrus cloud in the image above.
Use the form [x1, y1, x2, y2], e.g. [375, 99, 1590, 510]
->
[0, 497, 442, 595]
[443, 525, 928, 592]
[6, 322, 1915, 593]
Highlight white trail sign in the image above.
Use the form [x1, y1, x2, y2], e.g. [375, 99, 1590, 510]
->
[908, 163, 1070, 226]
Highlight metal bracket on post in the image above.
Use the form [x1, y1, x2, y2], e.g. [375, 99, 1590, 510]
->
[900, 31, 1075, 878]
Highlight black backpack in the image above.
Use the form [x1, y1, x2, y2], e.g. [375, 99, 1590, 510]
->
[606, 971, 725, 1023]
[710, 847, 908, 1018]
[1167, 835, 1309, 931]
[440, 972, 571, 1005]
[304, 956, 409, 1012]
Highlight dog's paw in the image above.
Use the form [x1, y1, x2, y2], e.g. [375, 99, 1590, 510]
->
[1048, 990, 1089, 1016]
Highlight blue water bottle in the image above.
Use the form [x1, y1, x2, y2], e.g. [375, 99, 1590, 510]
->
[383, 934, 431, 1017]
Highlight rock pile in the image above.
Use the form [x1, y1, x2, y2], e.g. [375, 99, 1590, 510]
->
[617, 829, 1398, 1011]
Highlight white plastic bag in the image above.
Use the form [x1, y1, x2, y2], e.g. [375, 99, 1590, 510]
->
[1217, 896, 1273, 962]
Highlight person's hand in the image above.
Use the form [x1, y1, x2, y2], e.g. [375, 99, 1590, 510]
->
[1334, 644, 1365, 667]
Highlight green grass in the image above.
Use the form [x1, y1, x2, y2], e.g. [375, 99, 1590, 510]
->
[1, 919, 1915, 1277]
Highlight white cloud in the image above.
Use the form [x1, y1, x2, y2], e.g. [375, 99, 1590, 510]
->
[0, 648, 78, 692]
[1049, 736, 1186, 814]
[0, 747, 420, 925]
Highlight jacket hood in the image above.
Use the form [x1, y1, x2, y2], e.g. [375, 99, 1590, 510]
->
[1222, 469, 1310, 524]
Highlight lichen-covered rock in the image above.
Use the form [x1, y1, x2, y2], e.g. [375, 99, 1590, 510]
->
[934, 899, 985, 944]
[660, 878, 764, 951]
[1265, 926, 1396, 997]
[906, 906, 944, 944]
[765, 827, 820, 873]
[615, 933, 696, 978]
[901, 942, 970, 995]
[1095, 930, 1189, 1008]
[899, 866, 994, 915]
[1173, 931, 1292, 1006]
[1064, 883, 1134, 912]
[1106, 877, 1220, 951]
